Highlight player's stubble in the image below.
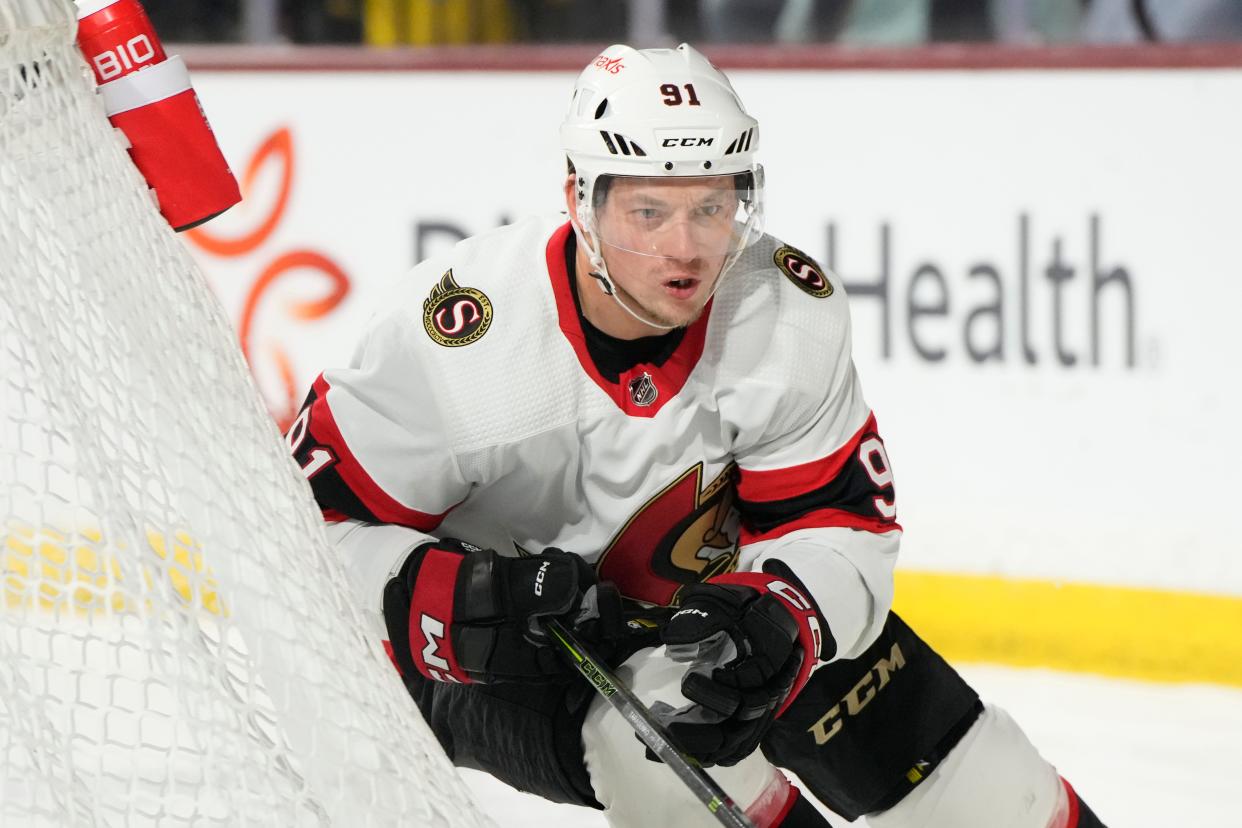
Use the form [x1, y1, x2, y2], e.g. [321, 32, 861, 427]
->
[583, 243, 727, 335]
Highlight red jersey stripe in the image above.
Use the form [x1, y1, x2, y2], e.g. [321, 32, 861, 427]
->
[309, 375, 453, 531]
[1061, 777, 1081, 828]
[737, 412, 879, 503]
[740, 507, 902, 545]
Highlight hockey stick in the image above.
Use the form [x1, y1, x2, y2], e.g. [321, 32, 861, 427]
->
[542, 618, 756, 828]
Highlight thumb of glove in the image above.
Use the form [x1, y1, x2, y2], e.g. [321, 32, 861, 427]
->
[662, 584, 755, 662]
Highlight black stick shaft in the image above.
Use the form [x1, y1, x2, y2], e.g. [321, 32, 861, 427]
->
[543, 619, 756, 828]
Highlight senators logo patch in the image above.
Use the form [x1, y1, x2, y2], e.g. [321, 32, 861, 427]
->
[423, 269, 493, 347]
[597, 463, 740, 606]
[775, 245, 833, 298]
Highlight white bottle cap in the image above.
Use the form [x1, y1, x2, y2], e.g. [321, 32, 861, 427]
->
[74, 0, 124, 20]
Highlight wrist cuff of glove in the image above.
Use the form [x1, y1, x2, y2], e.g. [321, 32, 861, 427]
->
[407, 541, 475, 684]
[706, 571, 825, 716]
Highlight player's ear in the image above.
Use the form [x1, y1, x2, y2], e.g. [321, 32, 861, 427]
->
[562, 173, 578, 217]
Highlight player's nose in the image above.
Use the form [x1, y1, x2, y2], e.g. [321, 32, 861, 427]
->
[660, 219, 701, 262]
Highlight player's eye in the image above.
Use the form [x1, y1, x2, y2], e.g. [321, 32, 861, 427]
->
[634, 207, 662, 221]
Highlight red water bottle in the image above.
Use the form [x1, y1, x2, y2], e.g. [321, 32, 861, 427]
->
[75, 0, 166, 83]
[76, 0, 241, 231]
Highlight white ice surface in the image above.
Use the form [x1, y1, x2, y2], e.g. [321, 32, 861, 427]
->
[463, 665, 1242, 827]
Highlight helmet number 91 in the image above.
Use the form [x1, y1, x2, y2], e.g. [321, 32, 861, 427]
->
[660, 83, 702, 107]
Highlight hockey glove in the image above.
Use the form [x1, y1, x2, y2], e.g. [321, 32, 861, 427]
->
[382, 539, 604, 684]
[650, 571, 828, 767]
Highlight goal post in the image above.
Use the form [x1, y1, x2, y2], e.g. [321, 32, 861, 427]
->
[0, 1, 492, 825]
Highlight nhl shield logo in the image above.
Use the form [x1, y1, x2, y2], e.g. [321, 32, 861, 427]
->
[628, 372, 658, 407]
[774, 245, 833, 298]
[423, 269, 493, 347]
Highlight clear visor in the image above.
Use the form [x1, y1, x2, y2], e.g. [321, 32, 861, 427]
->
[591, 173, 764, 260]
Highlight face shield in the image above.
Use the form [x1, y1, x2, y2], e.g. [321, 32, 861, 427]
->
[587, 170, 764, 264]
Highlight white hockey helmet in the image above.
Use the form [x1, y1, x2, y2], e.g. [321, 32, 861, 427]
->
[560, 43, 765, 327]
[561, 43, 760, 180]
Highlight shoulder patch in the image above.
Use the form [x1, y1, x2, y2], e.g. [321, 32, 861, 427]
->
[423, 269, 493, 347]
[774, 245, 833, 298]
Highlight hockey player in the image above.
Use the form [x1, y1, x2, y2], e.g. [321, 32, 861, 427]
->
[289, 43, 1107, 827]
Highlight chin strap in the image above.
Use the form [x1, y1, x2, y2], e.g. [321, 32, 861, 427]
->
[586, 269, 614, 296]
[570, 207, 762, 336]
[571, 222, 681, 332]
[592, 270, 681, 332]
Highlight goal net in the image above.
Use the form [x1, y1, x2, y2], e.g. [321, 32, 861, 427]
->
[0, 1, 492, 825]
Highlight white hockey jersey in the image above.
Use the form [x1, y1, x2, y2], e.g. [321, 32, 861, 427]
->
[291, 215, 900, 662]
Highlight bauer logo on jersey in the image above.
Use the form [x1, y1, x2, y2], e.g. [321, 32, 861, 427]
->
[423, 270, 493, 347]
[774, 245, 833, 298]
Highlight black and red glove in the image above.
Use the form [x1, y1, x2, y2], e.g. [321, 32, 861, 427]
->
[382, 539, 605, 684]
[650, 570, 831, 767]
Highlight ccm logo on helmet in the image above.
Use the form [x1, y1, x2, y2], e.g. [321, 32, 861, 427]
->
[661, 137, 715, 147]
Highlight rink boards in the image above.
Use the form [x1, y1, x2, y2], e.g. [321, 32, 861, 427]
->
[102, 62, 1242, 688]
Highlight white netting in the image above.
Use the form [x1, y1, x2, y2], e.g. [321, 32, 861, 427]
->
[0, 1, 492, 825]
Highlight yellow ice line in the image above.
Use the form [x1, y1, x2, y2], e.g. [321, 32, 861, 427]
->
[6, 525, 1239, 687]
[2, 523, 225, 616]
[893, 570, 1242, 687]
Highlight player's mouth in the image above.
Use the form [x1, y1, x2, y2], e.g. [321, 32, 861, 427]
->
[662, 277, 700, 300]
